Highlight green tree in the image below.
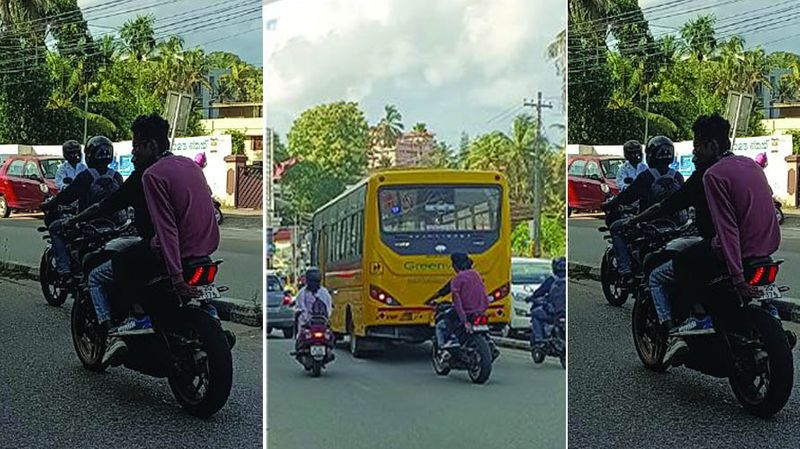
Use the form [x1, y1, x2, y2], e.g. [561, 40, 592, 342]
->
[120, 14, 156, 61]
[680, 15, 716, 62]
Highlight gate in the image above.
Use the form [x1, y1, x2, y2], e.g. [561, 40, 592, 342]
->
[236, 164, 263, 209]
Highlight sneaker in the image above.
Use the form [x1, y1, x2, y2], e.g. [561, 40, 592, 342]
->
[662, 338, 688, 367]
[101, 338, 128, 367]
[670, 316, 714, 336]
[109, 315, 154, 336]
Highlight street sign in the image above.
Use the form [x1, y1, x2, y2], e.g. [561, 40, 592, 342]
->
[724, 91, 754, 135]
[164, 91, 194, 137]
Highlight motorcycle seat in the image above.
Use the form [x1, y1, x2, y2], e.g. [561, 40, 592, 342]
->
[743, 256, 775, 269]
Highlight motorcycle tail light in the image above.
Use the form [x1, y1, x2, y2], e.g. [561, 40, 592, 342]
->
[748, 265, 779, 286]
[768, 265, 779, 283]
[313, 331, 324, 339]
[489, 283, 510, 302]
[473, 315, 488, 325]
[370, 285, 401, 306]
[282, 294, 292, 306]
[187, 265, 218, 286]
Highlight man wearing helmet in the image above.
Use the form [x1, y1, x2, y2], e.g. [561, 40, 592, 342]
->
[42, 136, 123, 285]
[628, 114, 780, 365]
[528, 257, 566, 349]
[294, 267, 332, 344]
[616, 140, 647, 192]
[55, 140, 87, 190]
[602, 136, 685, 285]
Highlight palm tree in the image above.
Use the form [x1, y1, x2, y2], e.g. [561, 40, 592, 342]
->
[376, 104, 404, 147]
[412, 122, 428, 134]
[680, 15, 716, 62]
[120, 15, 156, 61]
[218, 62, 254, 102]
[548, 29, 566, 103]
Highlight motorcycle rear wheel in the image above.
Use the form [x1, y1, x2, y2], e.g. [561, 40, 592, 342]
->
[631, 295, 667, 372]
[167, 307, 233, 418]
[40, 250, 68, 307]
[601, 248, 628, 307]
[531, 347, 545, 364]
[467, 337, 492, 384]
[70, 292, 106, 372]
[310, 360, 322, 377]
[728, 308, 793, 418]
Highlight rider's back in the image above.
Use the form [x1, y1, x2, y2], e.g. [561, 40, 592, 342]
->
[451, 269, 488, 316]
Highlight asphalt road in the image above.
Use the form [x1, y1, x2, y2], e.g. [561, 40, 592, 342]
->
[0, 278, 263, 449]
[569, 214, 800, 295]
[567, 278, 800, 449]
[0, 214, 262, 302]
[266, 331, 565, 449]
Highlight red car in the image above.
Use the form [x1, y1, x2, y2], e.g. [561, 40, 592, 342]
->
[0, 155, 61, 218]
[568, 155, 625, 215]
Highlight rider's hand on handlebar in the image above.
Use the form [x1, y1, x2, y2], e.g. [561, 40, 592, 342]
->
[174, 281, 201, 298]
[733, 281, 761, 300]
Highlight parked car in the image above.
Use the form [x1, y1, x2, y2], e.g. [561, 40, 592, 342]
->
[0, 155, 61, 218]
[266, 273, 295, 338]
[501, 257, 552, 338]
[568, 155, 624, 216]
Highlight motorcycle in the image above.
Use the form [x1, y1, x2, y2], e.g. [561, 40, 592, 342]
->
[775, 199, 785, 225]
[430, 302, 499, 384]
[528, 298, 566, 369]
[68, 221, 236, 417]
[631, 222, 796, 417]
[291, 303, 335, 377]
[213, 200, 224, 225]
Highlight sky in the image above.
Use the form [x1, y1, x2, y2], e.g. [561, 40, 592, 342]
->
[77, 0, 262, 65]
[638, 0, 800, 55]
[264, 0, 565, 147]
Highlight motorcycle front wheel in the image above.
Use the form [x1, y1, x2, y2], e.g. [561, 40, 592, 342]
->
[167, 307, 233, 418]
[40, 249, 68, 306]
[728, 308, 793, 418]
[467, 337, 492, 384]
[431, 341, 451, 376]
[601, 247, 628, 306]
[631, 294, 667, 372]
[70, 291, 106, 372]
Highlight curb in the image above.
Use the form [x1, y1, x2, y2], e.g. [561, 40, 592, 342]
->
[569, 261, 800, 324]
[0, 261, 262, 328]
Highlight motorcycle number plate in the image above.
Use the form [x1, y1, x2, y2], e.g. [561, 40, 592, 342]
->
[472, 325, 489, 332]
[197, 285, 221, 300]
[755, 284, 781, 301]
[310, 345, 326, 357]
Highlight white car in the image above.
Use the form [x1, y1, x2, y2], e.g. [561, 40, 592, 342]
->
[502, 257, 552, 338]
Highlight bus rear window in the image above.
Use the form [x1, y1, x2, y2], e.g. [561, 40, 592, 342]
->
[379, 186, 501, 233]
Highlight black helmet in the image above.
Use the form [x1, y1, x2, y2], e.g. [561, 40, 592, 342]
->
[552, 257, 566, 277]
[62, 140, 81, 159]
[451, 253, 473, 271]
[84, 135, 114, 169]
[623, 140, 642, 163]
[305, 267, 322, 284]
[645, 136, 674, 167]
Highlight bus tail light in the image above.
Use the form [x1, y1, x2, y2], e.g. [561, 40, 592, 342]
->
[370, 285, 401, 306]
[488, 283, 510, 302]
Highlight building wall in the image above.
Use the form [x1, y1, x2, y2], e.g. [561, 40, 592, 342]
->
[200, 116, 264, 162]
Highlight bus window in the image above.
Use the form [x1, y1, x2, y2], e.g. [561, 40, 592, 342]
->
[380, 186, 501, 233]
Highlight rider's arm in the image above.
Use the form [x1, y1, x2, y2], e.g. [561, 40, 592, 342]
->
[435, 281, 451, 299]
[630, 170, 695, 224]
[531, 276, 554, 300]
[606, 172, 649, 208]
[615, 164, 627, 191]
[55, 164, 67, 191]
[143, 171, 183, 286]
[703, 170, 745, 284]
[42, 171, 87, 210]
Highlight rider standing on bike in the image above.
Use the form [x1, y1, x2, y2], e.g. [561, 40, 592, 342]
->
[42, 136, 123, 286]
[430, 253, 489, 349]
[55, 140, 87, 190]
[602, 136, 684, 286]
[616, 140, 647, 192]
[529, 257, 566, 349]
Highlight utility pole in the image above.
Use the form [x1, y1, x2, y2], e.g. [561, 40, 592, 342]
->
[266, 129, 275, 270]
[524, 92, 553, 258]
[83, 89, 89, 145]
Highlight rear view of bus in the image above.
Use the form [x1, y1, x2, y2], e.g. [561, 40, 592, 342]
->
[317, 169, 512, 356]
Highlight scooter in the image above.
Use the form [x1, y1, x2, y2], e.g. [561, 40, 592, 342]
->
[292, 302, 335, 377]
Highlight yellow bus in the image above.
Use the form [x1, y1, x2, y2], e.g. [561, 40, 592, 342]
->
[310, 169, 512, 356]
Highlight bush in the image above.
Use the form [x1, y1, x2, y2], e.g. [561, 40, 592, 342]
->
[226, 129, 246, 155]
[511, 217, 565, 258]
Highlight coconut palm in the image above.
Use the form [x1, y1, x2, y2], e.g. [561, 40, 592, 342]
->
[680, 15, 716, 62]
[120, 14, 157, 61]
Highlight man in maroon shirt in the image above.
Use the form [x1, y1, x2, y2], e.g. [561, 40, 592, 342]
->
[431, 253, 489, 348]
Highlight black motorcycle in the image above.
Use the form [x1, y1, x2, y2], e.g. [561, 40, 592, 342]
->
[430, 302, 499, 384]
[68, 222, 236, 417]
[528, 299, 566, 369]
[631, 222, 796, 417]
[213, 199, 224, 225]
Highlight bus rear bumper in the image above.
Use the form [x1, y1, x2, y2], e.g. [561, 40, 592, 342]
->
[366, 325, 433, 343]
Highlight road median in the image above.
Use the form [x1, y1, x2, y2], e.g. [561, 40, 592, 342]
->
[0, 260, 262, 328]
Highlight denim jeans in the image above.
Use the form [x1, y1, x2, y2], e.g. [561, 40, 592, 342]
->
[48, 219, 70, 275]
[649, 261, 677, 323]
[88, 260, 114, 323]
[610, 219, 632, 275]
[531, 306, 553, 344]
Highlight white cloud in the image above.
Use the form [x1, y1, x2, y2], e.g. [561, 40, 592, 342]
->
[265, 0, 565, 144]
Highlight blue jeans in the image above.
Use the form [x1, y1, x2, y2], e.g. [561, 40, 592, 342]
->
[88, 261, 114, 323]
[48, 219, 70, 275]
[531, 306, 553, 344]
[610, 220, 631, 275]
[649, 261, 677, 323]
